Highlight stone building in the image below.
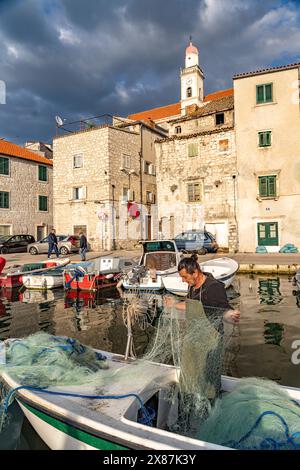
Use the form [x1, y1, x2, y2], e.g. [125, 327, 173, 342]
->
[53, 121, 166, 251]
[129, 41, 238, 250]
[234, 63, 300, 252]
[0, 139, 53, 239]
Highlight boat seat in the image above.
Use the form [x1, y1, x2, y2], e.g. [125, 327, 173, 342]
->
[145, 252, 177, 271]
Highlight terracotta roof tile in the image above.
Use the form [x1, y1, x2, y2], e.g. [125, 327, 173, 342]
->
[170, 94, 234, 124]
[128, 102, 181, 121]
[127, 88, 233, 122]
[233, 62, 300, 79]
[0, 140, 53, 166]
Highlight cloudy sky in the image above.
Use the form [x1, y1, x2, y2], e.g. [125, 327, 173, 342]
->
[0, 0, 300, 144]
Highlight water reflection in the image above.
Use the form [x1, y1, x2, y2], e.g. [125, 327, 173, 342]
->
[258, 277, 282, 305]
[264, 321, 284, 346]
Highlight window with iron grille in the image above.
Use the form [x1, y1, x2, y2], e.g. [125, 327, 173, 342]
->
[38, 195, 48, 211]
[258, 131, 271, 147]
[258, 175, 277, 197]
[175, 126, 182, 134]
[38, 165, 48, 181]
[188, 143, 199, 157]
[0, 157, 9, 175]
[256, 84, 273, 104]
[187, 182, 201, 202]
[0, 191, 9, 208]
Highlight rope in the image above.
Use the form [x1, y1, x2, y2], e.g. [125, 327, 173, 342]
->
[3, 386, 155, 426]
[223, 410, 300, 450]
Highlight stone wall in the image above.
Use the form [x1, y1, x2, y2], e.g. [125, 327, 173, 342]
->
[0, 155, 53, 238]
[155, 126, 238, 251]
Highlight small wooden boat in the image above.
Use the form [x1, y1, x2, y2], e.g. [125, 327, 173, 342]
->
[64, 257, 133, 291]
[0, 258, 70, 289]
[121, 240, 180, 291]
[1, 346, 300, 450]
[162, 257, 239, 296]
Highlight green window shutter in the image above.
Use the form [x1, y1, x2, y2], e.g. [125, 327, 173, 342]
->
[39, 196, 48, 211]
[268, 176, 276, 197]
[265, 84, 273, 102]
[38, 166, 47, 181]
[259, 131, 271, 147]
[0, 191, 9, 208]
[258, 132, 264, 147]
[188, 143, 198, 157]
[256, 85, 264, 103]
[0, 157, 9, 175]
[259, 177, 268, 197]
[265, 132, 271, 146]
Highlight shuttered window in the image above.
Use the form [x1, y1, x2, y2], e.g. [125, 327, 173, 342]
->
[38, 165, 47, 181]
[187, 182, 201, 202]
[0, 191, 9, 208]
[188, 143, 199, 157]
[38, 195, 48, 211]
[256, 84, 273, 104]
[258, 131, 272, 147]
[0, 157, 9, 175]
[258, 176, 276, 197]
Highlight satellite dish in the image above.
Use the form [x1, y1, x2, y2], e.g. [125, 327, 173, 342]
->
[55, 115, 64, 127]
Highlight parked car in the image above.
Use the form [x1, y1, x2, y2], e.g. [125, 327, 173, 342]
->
[27, 235, 80, 255]
[174, 230, 219, 254]
[0, 234, 35, 254]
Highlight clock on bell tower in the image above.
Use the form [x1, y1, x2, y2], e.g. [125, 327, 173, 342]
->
[180, 39, 204, 115]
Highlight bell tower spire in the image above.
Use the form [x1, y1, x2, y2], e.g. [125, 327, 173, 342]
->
[180, 39, 204, 115]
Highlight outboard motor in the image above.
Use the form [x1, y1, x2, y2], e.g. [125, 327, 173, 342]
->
[128, 265, 148, 284]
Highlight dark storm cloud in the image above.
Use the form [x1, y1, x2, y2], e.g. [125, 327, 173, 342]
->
[0, 0, 299, 144]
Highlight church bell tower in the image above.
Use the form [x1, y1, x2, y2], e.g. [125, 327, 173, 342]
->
[180, 39, 204, 115]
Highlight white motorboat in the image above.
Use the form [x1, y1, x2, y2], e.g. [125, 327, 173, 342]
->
[1, 343, 300, 451]
[162, 257, 239, 296]
[121, 240, 181, 291]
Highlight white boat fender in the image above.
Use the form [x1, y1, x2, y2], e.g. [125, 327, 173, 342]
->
[105, 274, 114, 279]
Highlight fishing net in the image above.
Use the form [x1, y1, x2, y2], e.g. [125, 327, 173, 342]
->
[197, 377, 300, 450]
[0, 294, 299, 450]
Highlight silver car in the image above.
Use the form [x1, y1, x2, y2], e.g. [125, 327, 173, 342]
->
[27, 235, 80, 256]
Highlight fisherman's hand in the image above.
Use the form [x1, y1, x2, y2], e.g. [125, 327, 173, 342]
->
[164, 296, 175, 308]
[223, 309, 240, 325]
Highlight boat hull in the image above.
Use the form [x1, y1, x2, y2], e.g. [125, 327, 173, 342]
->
[64, 272, 120, 291]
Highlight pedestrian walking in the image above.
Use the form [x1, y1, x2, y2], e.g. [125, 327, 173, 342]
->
[79, 232, 88, 261]
[48, 229, 59, 258]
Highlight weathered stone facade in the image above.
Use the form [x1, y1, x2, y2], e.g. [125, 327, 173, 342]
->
[0, 153, 53, 238]
[53, 123, 164, 251]
[155, 107, 238, 251]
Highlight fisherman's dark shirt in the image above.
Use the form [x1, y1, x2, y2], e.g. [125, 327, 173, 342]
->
[187, 273, 232, 332]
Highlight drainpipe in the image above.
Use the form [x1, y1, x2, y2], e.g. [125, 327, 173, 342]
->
[112, 184, 116, 250]
[232, 174, 239, 252]
[139, 123, 144, 240]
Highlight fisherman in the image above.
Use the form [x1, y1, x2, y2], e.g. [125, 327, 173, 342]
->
[164, 254, 240, 434]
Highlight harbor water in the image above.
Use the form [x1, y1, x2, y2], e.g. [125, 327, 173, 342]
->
[0, 273, 299, 448]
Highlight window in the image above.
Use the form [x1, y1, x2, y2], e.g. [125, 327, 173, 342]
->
[0, 191, 9, 209]
[258, 175, 277, 197]
[38, 165, 48, 181]
[219, 139, 229, 152]
[188, 143, 199, 157]
[73, 186, 86, 200]
[256, 83, 273, 104]
[187, 182, 201, 202]
[122, 154, 131, 169]
[144, 161, 151, 174]
[0, 225, 11, 236]
[38, 195, 48, 211]
[216, 113, 225, 125]
[258, 131, 271, 147]
[175, 126, 182, 134]
[73, 154, 83, 168]
[146, 191, 153, 203]
[186, 87, 192, 98]
[0, 157, 9, 175]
